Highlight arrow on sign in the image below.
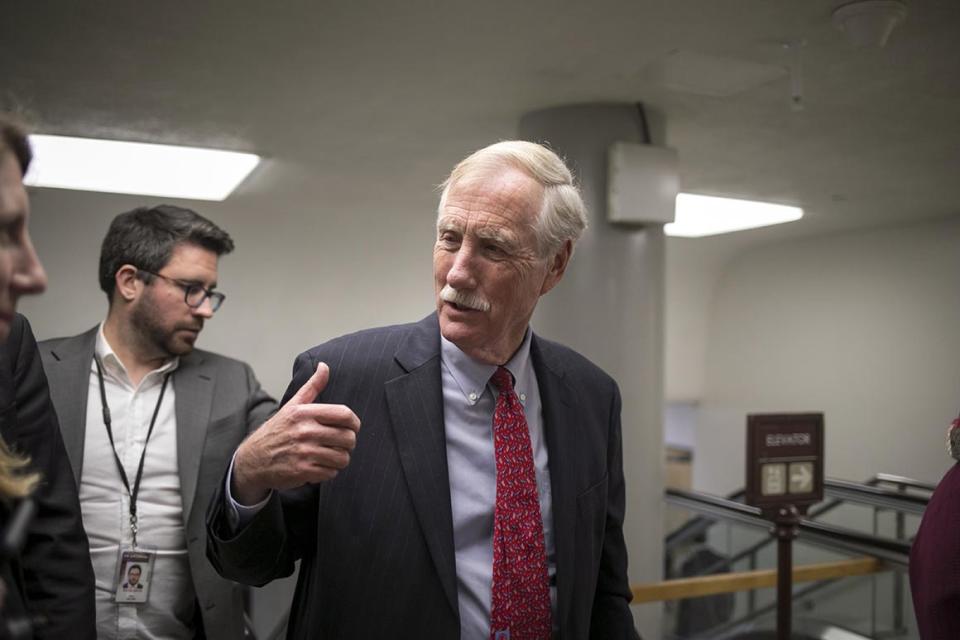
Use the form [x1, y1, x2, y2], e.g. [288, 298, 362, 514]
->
[790, 463, 813, 493]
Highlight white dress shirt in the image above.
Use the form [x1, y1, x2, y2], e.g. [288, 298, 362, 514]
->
[80, 325, 195, 639]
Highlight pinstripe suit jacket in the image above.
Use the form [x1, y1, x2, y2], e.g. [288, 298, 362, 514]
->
[207, 313, 638, 639]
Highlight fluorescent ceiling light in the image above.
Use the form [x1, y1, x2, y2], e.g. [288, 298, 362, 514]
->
[665, 193, 803, 237]
[24, 135, 260, 201]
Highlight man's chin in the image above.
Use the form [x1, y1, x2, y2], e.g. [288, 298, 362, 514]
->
[439, 309, 476, 332]
[167, 334, 198, 356]
[439, 317, 484, 350]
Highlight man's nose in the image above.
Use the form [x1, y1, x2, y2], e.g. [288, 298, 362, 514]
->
[11, 237, 48, 298]
[192, 296, 216, 319]
[445, 246, 478, 289]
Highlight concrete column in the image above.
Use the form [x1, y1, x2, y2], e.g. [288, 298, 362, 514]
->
[519, 104, 665, 638]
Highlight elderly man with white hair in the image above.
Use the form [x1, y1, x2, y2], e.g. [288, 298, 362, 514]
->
[208, 140, 641, 639]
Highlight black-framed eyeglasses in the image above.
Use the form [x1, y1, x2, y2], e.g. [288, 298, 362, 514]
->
[138, 269, 226, 312]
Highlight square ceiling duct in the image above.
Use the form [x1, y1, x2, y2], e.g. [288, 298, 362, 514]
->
[607, 142, 679, 225]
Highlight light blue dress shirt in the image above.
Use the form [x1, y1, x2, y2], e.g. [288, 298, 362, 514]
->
[441, 329, 557, 638]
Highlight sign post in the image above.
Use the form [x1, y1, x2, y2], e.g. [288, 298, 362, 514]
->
[745, 413, 824, 640]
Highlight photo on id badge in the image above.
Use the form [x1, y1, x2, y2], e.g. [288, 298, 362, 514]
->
[115, 548, 155, 603]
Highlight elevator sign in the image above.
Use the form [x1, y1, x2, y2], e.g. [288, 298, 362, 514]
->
[746, 413, 824, 512]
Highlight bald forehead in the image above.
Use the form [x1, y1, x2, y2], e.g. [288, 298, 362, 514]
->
[439, 167, 543, 222]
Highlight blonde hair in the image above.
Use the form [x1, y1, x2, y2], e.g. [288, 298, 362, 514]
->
[0, 438, 40, 499]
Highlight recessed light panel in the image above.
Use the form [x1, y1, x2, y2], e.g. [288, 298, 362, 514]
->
[665, 193, 803, 237]
[24, 135, 260, 201]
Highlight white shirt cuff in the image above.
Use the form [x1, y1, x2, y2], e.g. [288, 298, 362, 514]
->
[225, 452, 272, 532]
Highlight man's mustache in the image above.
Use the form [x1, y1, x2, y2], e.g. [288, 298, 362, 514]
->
[439, 285, 490, 312]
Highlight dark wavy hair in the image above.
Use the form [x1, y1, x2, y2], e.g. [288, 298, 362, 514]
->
[99, 205, 235, 303]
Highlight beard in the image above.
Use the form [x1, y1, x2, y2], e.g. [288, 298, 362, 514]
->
[129, 292, 203, 359]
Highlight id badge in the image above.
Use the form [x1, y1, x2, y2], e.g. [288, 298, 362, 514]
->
[114, 546, 156, 604]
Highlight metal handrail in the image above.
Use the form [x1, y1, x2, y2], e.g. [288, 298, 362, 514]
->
[824, 478, 929, 515]
[665, 489, 745, 548]
[665, 472, 931, 557]
[664, 488, 912, 567]
[873, 472, 937, 493]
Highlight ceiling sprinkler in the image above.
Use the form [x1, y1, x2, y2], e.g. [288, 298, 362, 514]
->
[832, 0, 908, 48]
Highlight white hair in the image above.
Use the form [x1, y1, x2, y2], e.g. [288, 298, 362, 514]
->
[437, 140, 588, 256]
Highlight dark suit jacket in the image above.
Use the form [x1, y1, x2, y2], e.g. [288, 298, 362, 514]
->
[208, 313, 639, 639]
[910, 462, 960, 639]
[0, 315, 95, 639]
[39, 326, 276, 640]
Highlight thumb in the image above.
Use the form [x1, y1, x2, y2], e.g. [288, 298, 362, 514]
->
[288, 362, 330, 406]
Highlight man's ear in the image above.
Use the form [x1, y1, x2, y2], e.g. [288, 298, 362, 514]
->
[113, 265, 142, 303]
[539, 240, 573, 296]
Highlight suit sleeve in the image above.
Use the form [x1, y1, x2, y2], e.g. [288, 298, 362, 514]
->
[590, 383, 642, 639]
[207, 351, 319, 587]
[4, 315, 96, 639]
[242, 360, 277, 435]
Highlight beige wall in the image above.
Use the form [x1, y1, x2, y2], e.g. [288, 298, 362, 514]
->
[687, 217, 960, 493]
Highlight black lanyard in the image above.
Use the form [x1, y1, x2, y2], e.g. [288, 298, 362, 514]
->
[94, 357, 171, 548]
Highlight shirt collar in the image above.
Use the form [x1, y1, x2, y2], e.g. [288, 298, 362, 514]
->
[440, 328, 534, 406]
[95, 322, 179, 386]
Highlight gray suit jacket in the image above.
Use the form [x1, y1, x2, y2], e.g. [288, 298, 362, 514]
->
[208, 313, 639, 639]
[39, 327, 276, 640]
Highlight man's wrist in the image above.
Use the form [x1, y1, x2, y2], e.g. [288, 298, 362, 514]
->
[231, 450, 270, 506]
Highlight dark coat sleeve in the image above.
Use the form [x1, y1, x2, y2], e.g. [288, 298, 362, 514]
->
[0, 315, 95, 639]
[589, 383, 641, 639]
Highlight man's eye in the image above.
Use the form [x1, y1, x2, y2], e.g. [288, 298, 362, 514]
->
[0, 219, 22, 247]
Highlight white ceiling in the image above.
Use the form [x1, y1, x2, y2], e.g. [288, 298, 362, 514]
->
[3, 0, 958, 245]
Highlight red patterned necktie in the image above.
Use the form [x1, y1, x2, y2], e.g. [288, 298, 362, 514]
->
[489, 366, 552, 640]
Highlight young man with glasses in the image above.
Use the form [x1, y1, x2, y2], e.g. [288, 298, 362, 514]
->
[39, 205, 276, 639]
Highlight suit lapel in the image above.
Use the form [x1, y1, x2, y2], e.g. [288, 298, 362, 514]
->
[383, 315, 459, 618]
[531, 336, 579, 631]
[379, 319, 581, 625]
[46, 328, 98, 487]
[173, 352, 214, 522]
